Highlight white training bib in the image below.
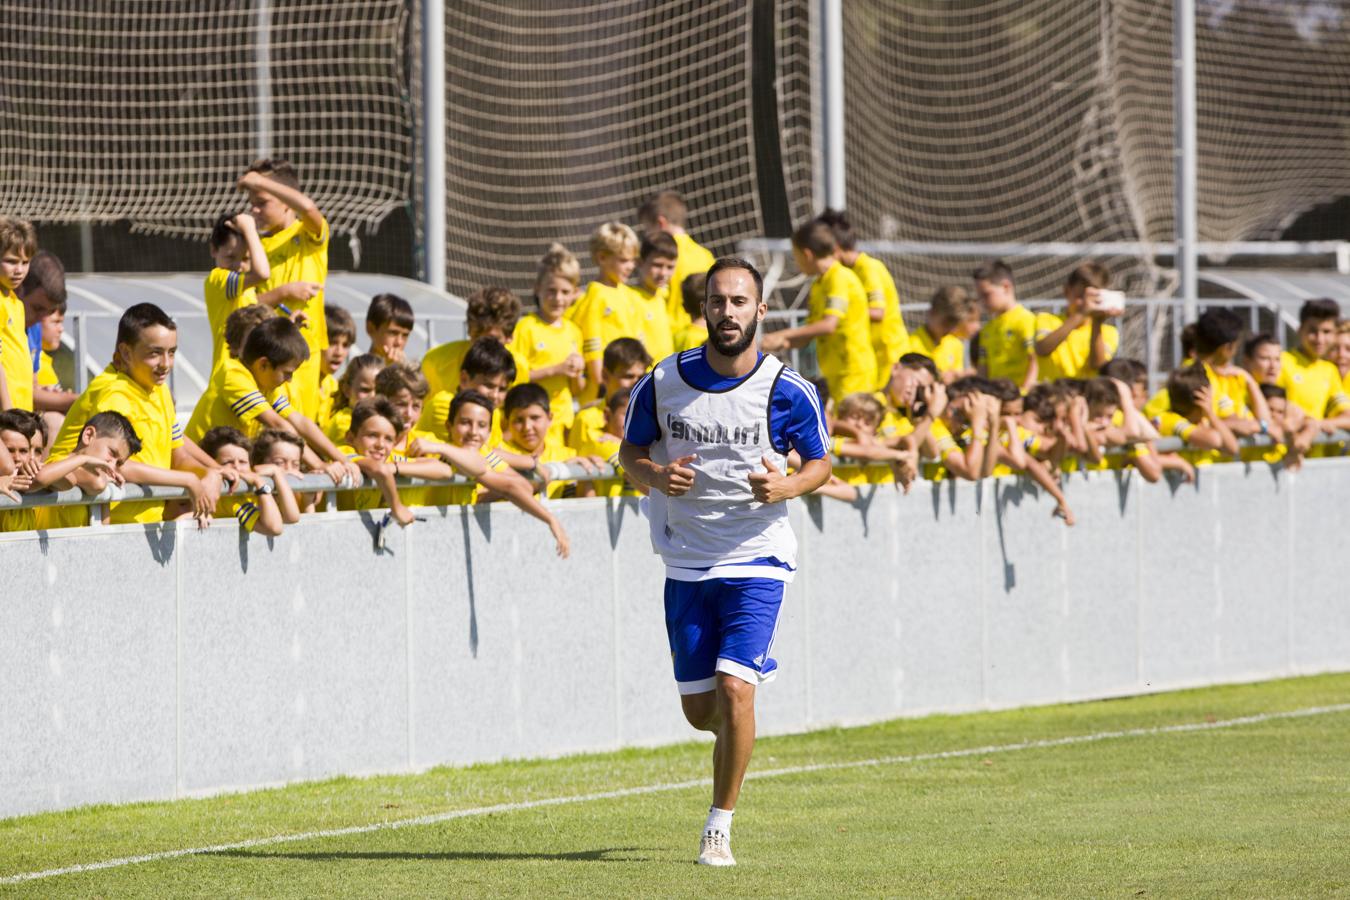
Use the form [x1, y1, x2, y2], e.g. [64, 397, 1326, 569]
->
[645, 351, 796, 572]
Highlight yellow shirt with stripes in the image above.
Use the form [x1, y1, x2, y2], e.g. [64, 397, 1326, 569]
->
[1034, 313, 1119, 382]
[1152, 410, 1221, 466]
[908, 326, 966, 377]
[809, 260, 877, 402]
[567, 281, 643, 364]
[666, 232, 716, 335]
[0, 285, 32, 410]
[849, 252, 908, 390]
[256, 219, 329, 418]
[979, 304, 1037, 386]
[510, 314, 584, 432]
[1278, 349, 1350, 419]
[203, 267, 257, 372]
[186, 357, 293, 442]
[216, 494, 266, 532]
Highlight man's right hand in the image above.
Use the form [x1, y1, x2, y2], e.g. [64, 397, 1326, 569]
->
[656, 454, 697, 497]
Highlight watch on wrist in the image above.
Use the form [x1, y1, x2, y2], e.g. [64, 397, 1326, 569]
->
[256, 481, 274, 496]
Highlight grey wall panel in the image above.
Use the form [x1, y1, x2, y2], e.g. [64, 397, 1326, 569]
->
[5, 461, 1350, 821]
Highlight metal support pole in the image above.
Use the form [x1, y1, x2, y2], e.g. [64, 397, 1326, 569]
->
[255, 0, 272, 158]
[1174, 0, 1198, 323]
[421, 0, 447, 290]
[820, 0, 846, 210]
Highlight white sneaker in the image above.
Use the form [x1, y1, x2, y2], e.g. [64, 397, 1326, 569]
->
[697, 828, 736, 867]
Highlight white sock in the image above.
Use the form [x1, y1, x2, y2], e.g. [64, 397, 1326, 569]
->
[705, 806, 734, 835]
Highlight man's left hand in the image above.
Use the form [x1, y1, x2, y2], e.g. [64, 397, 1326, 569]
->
[748, 456, 792, 504]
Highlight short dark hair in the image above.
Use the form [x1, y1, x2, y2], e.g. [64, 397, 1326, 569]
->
[0, 409, 39, 440]
[705, 256, 764, 305]
[241, 316, 310, 367]
[366, 293, 415, 331]
[246, 157, 301, 190]
[637, 190, 689, 229]
[1298, 298, 1340, 327]
[465, 286, 521, 333]
[250, 428, 304, 467]
[946, 376, 986, 404]
[19, 250, 67, 310]
[791, 219, 837, 257]
[349, 396, 403, 437]
[82, 410, 141, 457]
[460, 336, 517, 382]
[116, 303, 176, 350]
[1084, 377, 1120, 410]
[374, 362, 429, 399]
[1023, 384, 1059, 423]
[325, 304, 357, 344]
[1064, 262, 1112, 294]
[1243, 333, 1280, 360]
[681, 272, 708, 320]
[816, 209, 858, 252]
[449, 389, 494, 424]
[1100, 357, 1147, 384]
[199, 426, 252, 460]
[503, 382, 550, 418]
[208, 213, 241, 251]
[1194, 308, 1245, 356]
[897, 352, 939, 380]
[1167, 365, 1210, 416]
[602, 337, 652, 374]
[639, 230, 679, 262]
[0, 217, 37, 259]
[225, 305, 275, 357]
[606, 385, 633, 413]
[984, 377, 1021, 403]
[972, 259, 1014, 285]
[1259, 383, 1287, 401]
[337, 353, 385, 410]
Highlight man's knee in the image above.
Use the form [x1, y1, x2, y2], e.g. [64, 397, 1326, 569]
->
[716, 673, 756, 716]
[681, 691, 719, 731]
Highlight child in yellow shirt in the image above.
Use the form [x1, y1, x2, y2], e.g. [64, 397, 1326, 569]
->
[820, 209, 909, 390]
[909, 286, 978, 383]
[501, 382, 603, 498]
[1034, 263, 1120, 382]
[632, 230, 677, 362]
[569, 222, 643, 399]
[636, 189, 716, 335]
[204, 212, 270, 372]
[364, 293, 415, 365]
[0, 217, 36, 412]
[30, 411, 140, 530]
[197, 426, 299, 536]
[568, 337, 651, 454]
[1152, 366, 1239, 463]
[511, 244, 587, 441]
[325, 353, 384, 445]
[317, 304, 356, 433]
[973, 259, 1038, 391]
[673, 273, 709, 352]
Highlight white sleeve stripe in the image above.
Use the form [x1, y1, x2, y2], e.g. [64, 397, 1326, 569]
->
[779, 369, 831, 450]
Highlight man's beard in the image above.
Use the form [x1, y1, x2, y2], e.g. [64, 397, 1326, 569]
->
[708, 316, 759, 356]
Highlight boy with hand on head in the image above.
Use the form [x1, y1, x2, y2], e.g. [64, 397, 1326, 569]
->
[318, 304, 356, 432]
[1277, 299, 1350, 438]
[568, 223, 644, 400]
[568, 337, 652, 454]
[186, 313, 359, 487]
[829, 392, 918, 490]
[0, 217, 36, 412]
[30, 411, 140, 530]
[632, 230, 677, 362]
[252, 428, 319, 514]
[203, 212, 270, 372]
[1245, 383, 1315, 468]
[422, 286, 528, 399]
[511, 245, 587, 442]
[1098, 357, 1193, 483]
[1153, 366, 1240, 463]
[325, 352, 383, 444]
[364, 293, 415, 364]
[908, 286, 979, 383]
[407, 390, 571, 555]
[637, 190, 716, 336]
[238, 158, 329, 419]
[48, 303, 224, 525]
[818, 209, 909, 390]
[198, 426, 299, 536]
[761, 218, 877, 401]
[1189, 307, 1279, 442]
[1034, 262, 1120, 381]
[673, 273, 709, 352]
[973, 259, 1038, 392]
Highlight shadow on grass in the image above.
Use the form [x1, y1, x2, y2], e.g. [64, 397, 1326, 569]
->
[207, 847, 653, 863]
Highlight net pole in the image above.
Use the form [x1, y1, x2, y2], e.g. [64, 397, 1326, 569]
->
[421, 0, 446, 291]
[255, 0, 272, 158]
[1174, 0, 1198, 323]
[420, 0, 447, 289]
[820, 0, 846, 209]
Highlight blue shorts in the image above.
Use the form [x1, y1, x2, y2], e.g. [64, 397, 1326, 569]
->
[664, 577, 785, 694]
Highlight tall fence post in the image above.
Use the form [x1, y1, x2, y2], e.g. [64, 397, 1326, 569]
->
[820, 0, 846, 210]
[1174, 0, 1198, 323]
[255, 0, 272, 158]
[421, 0, 447, 291]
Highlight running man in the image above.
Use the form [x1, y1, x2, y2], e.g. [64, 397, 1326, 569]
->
[619, 257, 832, 867]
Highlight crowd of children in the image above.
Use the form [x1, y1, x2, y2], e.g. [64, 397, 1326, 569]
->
[2, 171, 1348, 543]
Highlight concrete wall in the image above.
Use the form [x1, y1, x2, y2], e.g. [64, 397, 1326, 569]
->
[3, 460, 1350, 820]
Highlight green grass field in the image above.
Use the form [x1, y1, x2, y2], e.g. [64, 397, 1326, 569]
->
[4, 673, 1349, 898]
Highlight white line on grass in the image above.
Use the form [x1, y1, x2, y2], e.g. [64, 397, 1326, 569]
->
[4, 702, 1348, 885]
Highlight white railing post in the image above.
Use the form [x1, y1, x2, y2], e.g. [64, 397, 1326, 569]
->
[255, 0, 272, 158]
[421, 0, 447, 290]
[819, 0, 846, 210]
[1174, 0, 1199, 323]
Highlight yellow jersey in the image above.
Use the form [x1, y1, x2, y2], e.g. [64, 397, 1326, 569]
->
[501, 432, 577, 498]
[316, 372, 340, 433]
[632, 284, 675, 363]
[849, 252, 907, 390]
[879, 407, 916, 443]
[1278, 349, 1350, 419]
[216, 495, 265, 532]
[808, 261, 877, 401]
[1143, 362, 1238, 419]
[1, 507, 38, 533]
[567, 404, 606, 455]
[567, 281, 643, 363]
[579, 430, 637, 497]
[49, 367, 183, 524]
[34, 504, 90, 531]
[256, 219, 329, 418]
[828, 435, 895, 486]
[1152, 410, 1220, 465]
[666, 232, 716, 334]
[325, 406, 353, 445]
[510, 313, 584, 431]
[0, 286, 32, 410]
[185, 357, 293, 442]
[440, 443, 510, 505]
[674, 324, 707, 353]
[37, 351, 59, 388]
[422, 338, 528, 398]
[1034, 313, 1118, 382]
[908, 326, 966, 377]
[203, 267, 257, 372]
[979, 304, 1037, 386]
[335, 444, 384, 511]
